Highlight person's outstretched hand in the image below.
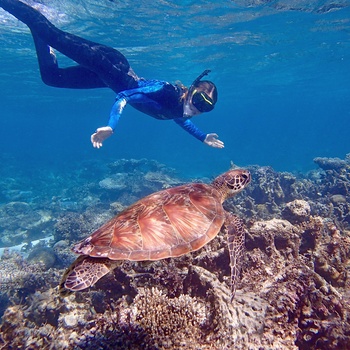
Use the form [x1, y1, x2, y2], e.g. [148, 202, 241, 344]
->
[91, 126, 113, 148]
[204, 133, 224, 148]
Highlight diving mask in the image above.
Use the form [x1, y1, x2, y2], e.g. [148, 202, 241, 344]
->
[191, 89, 214, 112]
[183, 69, 214, 118]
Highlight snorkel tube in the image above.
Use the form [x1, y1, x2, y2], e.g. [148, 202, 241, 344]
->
[183, 69, 211, 118]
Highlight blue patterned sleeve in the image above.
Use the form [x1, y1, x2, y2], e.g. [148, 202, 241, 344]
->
[107, 81, 165, 131]
[174, 118, 206, 142]
[108, 97, 127, 131]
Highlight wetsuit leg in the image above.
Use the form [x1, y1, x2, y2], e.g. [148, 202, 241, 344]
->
[0, 0, 136, 92]
[31, 33, 106, 89]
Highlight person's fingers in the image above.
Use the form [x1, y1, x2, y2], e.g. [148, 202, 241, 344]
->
[213, 140, 224, 148]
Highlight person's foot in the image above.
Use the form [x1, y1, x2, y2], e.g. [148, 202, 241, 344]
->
[49, 46, 57, 64]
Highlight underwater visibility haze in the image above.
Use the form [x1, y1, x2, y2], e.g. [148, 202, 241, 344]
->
[1, 1, 350, 349]
[0, 0, 349, 175]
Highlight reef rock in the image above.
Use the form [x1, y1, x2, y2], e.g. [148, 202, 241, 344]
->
[99, 173, 128, 191]
[314, 156, 349, 171]
[282, 199, 311, 223]
[0, 202, 53, 247]
[94, 158, 182, 205]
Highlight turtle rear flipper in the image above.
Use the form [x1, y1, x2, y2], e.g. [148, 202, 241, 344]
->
[59, 256, 116, 296]
[225, 213, 245, 301]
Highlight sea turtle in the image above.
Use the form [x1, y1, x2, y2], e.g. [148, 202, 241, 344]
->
[59, 168, 251, 299]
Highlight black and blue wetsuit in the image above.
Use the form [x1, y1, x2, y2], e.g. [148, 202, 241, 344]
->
[109, 80, 206, 141]
[0, 0, 207, 142]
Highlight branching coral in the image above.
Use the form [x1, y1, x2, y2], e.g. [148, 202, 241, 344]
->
[123, 287, 207, 348]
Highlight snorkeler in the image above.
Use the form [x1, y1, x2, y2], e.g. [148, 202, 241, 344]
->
[0, 0, 224, 149]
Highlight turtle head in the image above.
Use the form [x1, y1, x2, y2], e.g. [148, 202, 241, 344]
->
[212, 169, 251, 201]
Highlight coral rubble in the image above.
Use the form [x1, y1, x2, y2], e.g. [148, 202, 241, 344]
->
[1, 155, 350, 349]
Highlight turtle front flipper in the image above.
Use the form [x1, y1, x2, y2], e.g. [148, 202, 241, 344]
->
[59, 256, 119, 296]
[224, 212, 246, 301]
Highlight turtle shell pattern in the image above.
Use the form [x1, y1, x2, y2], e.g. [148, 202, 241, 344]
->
[73, 183, 225, 261]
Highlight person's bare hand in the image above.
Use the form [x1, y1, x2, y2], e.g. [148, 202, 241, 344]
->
[204, 133, 224, 148]
[91, 126, 113, 148]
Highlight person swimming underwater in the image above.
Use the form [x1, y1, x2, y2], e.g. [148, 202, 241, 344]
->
[0, 0, 224, 149]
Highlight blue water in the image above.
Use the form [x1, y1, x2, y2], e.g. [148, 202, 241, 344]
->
[0, 0, 349, 177]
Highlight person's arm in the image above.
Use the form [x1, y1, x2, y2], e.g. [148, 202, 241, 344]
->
[90, 97, 124, 148]
[174, 118, 224, 148]
[91, 82, 164, 148]
[91, 97, 127, 149]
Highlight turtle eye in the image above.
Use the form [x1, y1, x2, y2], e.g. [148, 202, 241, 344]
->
[241, 172, 251, 183]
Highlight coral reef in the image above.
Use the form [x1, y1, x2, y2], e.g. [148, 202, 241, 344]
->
[94, 158, 182, 205]
[1, 155, 350, 349]
[0, 202, 53, 247]
[313, 155, 349, 171]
